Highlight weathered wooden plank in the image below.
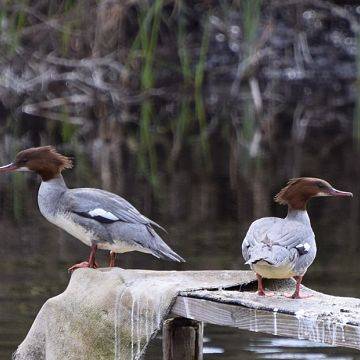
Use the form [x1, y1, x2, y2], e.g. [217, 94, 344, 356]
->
[171, 294, 360, 350]
[163, 318, 203, 360]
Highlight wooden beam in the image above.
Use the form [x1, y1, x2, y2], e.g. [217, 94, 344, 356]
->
[163, 317, 203, 360]
[172, 295, 360, 350]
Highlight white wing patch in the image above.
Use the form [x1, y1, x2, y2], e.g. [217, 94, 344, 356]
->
[88, 208, 119, 221]
[296, 242, 311, 254]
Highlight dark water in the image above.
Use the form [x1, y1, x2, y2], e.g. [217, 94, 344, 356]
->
[0, 145, 360, 359]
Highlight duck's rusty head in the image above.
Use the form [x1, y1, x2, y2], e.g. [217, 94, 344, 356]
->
[274, 177, 352, 210]
[0, 146, 73, 181]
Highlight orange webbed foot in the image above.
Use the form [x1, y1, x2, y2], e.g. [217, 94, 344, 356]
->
[284, 292, 313, 299]
[68, 261, 98, 273]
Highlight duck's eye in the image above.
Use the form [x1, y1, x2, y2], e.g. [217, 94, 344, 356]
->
[317, 182, 326, 189]
[18, 158, 28, 164]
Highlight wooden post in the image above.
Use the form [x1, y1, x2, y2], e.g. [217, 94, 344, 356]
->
[163, 317, 203, 360]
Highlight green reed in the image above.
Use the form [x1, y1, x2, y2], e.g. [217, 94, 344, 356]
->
[169, 7, 192, 164]
[195, 15, 211, 164]
[242, 0, 261, 55]
[60, 107, 76, 143]
[137, 0, 164, 187]
[241, 0, 262, 163]
[242, 97, 255, 143]
[0, 8, 21, 55]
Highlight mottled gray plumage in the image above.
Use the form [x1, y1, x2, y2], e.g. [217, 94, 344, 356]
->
[242, 210, 316, 279]
[66, 188, 165, 232]
[38, 176, 185, 262]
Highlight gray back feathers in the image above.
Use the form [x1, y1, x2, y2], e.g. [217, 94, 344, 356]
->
[242, 211, 316, 276]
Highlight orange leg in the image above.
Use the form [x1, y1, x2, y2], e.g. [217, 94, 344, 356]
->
[285, 275, 313, 299]
[68, 244, 98, 272]
[256, 273, 274, 296]
[257, 273, 266, 296]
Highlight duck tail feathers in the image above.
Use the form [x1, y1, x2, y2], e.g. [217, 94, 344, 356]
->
[145, 224, 184, 262]
[149, 220, 167, 234]
[245, 256, 273, 265]
[155, 247, 186, 262]
[151, 240, 185, 262]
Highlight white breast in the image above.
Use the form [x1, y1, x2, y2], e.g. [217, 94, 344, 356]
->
[44, 212, 151, 254]
[252, 262, 296, 279]
[46, 212, 94, 247]
[98, 241, 152, 254]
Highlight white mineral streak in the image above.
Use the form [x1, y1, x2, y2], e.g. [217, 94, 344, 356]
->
[114, 277, 172, 360]
[254, 309, 258, 332]
[341, 325, 345, 342]
[355, 325, 360, 346]
[295, 308, 350, 346]
[183, 297, 193, 319]
[296, 309, 321, 343]
[249, 310, 254, 331]
[145, 297, 150, 343]
[331, 320, 336, 346]
[273, 308, 278, 335]
[114, 285, 127, 359]
[113, 269, 253, 360]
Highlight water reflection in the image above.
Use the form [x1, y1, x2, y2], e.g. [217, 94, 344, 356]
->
[203, 327, 358, 360]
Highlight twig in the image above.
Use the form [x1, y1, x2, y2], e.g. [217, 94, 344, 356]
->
[272, 0, 360, 34]
[21, 108, 86, 125]
[22, 95, 93, 111]
[231, 48, 271, 95]
[249, 77, 263, 114]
